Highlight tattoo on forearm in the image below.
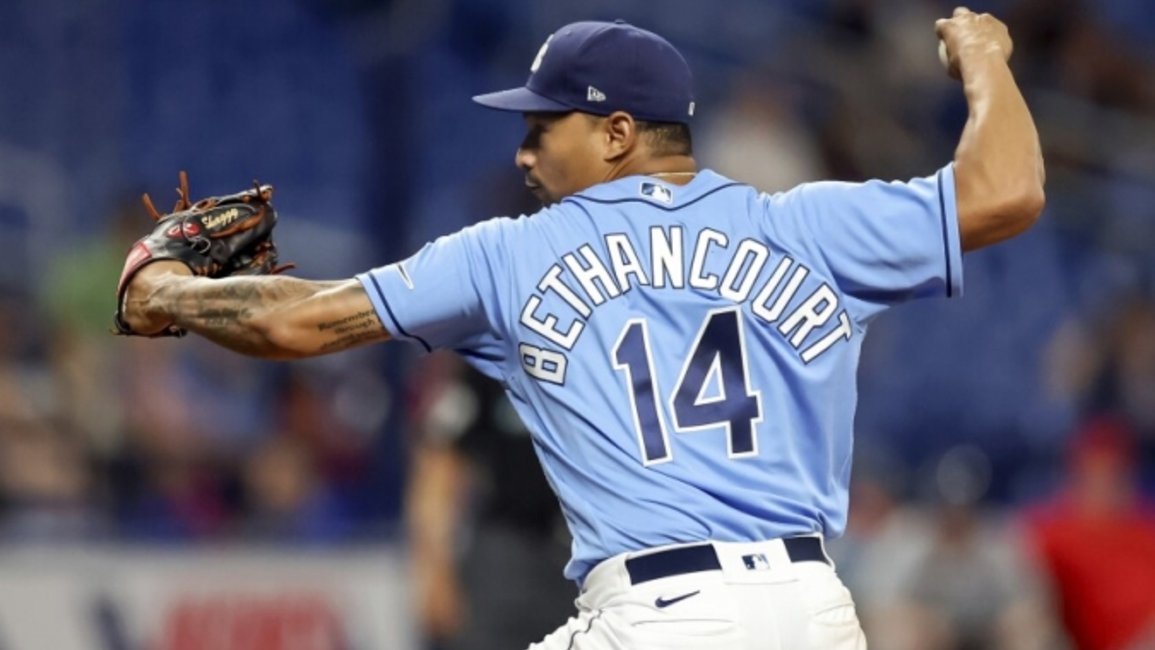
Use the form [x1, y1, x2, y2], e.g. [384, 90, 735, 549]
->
[319, 330, 382, 352]
[152, 276, 385, 357]
[194, 306, 253, 327]
[316, 310, 381, 351]
[317, 310, 375, 332]
[159, 276, 339, 356]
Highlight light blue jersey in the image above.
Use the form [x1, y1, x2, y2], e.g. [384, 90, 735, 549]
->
[358, 167, 963, 583]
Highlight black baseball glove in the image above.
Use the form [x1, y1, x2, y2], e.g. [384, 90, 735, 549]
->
[113, 171, 292, 337]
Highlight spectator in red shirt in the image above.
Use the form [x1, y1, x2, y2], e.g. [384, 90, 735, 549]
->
[1025, 417, 1155, 650]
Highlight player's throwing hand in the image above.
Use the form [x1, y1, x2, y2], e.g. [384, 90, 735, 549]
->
[935, 7, 1013, 80]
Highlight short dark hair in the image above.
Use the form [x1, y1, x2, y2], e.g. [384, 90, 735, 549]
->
[582, 113, 693, 157]
[637, 120, 693, 157]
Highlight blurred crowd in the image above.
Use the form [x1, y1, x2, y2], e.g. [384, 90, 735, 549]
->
[1, 0, 1154, 648]
[2, 238, 398, 543]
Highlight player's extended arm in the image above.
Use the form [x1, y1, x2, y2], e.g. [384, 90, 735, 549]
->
[938, 8, 1046, 252]
[121, 261, 391, 358]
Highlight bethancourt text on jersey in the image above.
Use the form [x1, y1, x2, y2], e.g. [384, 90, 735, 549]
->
[518, 224, 854, 383]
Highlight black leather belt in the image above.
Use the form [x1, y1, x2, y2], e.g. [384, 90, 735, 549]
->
[624, 537, 829, 585]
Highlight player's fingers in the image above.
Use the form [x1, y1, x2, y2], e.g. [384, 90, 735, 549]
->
[935, 18, 950, 38]
[953, 6, 971, 18]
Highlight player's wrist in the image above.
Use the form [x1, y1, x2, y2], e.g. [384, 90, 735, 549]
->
[955, 42, 1009, 68]
[955, 46, 1015, 93]
[123, 262, 191, 334]
[942, 23, 1012, 73]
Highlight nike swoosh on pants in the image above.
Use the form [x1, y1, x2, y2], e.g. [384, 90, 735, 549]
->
[654, 590, 701, 608]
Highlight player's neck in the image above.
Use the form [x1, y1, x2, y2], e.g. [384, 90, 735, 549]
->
[649, 171, 697, 182]
[618, 155, 698, 186]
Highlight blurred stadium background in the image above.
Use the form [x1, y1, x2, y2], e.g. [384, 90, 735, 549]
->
[1, 0, 1154, 648]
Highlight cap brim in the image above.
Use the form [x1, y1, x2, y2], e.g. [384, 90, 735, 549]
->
[472, 86, 573, 113]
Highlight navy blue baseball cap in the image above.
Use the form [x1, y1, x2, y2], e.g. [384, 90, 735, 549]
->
[473, 20, 696, 124]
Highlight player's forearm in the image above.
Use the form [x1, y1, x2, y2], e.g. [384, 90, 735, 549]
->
[125, 266, 384, 358]
[954, 52, 1045, 250]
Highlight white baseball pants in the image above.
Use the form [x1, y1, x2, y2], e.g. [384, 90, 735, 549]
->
[529, 537, 867, 650]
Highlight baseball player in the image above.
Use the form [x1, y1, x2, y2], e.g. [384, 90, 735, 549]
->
[116, 8, 1044, 649]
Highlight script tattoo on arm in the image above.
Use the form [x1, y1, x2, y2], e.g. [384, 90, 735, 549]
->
[154, 276, 389, 358]
[316, 309, 383, 352]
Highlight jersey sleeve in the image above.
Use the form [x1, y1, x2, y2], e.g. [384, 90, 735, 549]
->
[356, 219, 510, 375]
[768, 164, 963, 320]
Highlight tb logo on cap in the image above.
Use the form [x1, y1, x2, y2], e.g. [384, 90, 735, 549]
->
[531, 34, 553, 72]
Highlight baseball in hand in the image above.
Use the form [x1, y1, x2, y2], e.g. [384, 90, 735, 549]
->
[938, 39, 961, 78]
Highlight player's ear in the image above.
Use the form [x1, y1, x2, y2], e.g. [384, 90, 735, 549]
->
[602, 111, 638, 162]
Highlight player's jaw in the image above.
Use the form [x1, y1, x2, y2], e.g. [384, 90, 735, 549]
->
[523, 173, 547, 203]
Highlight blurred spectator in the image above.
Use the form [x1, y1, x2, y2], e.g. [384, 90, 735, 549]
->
[234, 366, 380, 543]
[1024, 417, 1155, 650]
[1008, 0, 1155, 112]
[406, 352, 573, 650]
[699, 80, 827, 191]
[829, 448, 935, 645]
[271, 367, 378, 513]
[835, 446, 1065, 650]
[43, 198, 143, 456]
[0, 291, 57, 428]
[0, 421, 104, 542]
[240, 434, 353, 543]
[0, 289, 101, 542]
[1038, 297, 1155, 490]
[1086, 301, 1155, 444]
[110, 340, 233, 541]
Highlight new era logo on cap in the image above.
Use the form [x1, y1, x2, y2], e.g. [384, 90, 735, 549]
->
[473, 20, 695, 124]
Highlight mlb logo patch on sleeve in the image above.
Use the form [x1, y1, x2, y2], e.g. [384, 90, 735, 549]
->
[640, 182, 673, 205]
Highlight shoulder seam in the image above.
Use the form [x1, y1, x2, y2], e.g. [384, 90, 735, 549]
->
[563, 182, 746, 213]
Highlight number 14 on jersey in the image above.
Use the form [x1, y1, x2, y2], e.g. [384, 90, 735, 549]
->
[612, 307, 763, 465]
